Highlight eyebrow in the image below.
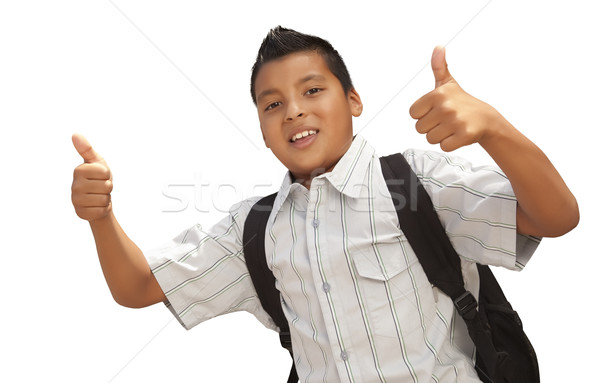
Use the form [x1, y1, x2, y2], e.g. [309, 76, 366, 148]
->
[257, 74, 327, 103]
[298, 74, 326, 85]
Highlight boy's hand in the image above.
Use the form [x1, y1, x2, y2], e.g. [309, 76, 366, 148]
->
[71, 134, 113, 221]
[409, 46, 505, 152]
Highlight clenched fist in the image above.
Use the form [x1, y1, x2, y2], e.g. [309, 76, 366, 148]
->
[409, 46, 505, 152]
[71, 134, 113, 221]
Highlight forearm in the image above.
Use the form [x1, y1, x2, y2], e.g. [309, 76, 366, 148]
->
[89, 211, 166, 308]
[479, 116, 579, 237]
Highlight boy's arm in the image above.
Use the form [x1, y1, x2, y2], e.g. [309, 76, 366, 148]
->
[409, 47, 579, 238]
[71, 134, 166, 307]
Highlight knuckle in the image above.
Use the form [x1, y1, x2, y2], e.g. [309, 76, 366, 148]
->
[77, 207, 107, 222]
[71, 180, 82, 193]
[452, 120, 466, 134]
[415, 120, 424, 133]
[77, 210, 94, 221]
[440, 141, 451, 152]
[426, 133, 436, 144]
[75, 209, 86, 220]
[463, 129, 474, 141]
[74, 163, 94, 179]
[409, 106, 419, 119]
[439, 101, 454, 115]
[92, 163, 110, 179]
[97, 206, 110, 219]
[432, 89, 445, 103]
[72, 191, 83, 202]
[436, 85, 451, 97]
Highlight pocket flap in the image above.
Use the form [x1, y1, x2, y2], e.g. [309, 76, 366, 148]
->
[352, 234, 415, 281]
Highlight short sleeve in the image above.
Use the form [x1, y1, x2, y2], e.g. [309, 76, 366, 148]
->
[144, 197, 278, 331]
[403, 149, 540, 271]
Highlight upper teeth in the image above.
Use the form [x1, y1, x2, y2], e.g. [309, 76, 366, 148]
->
[291, 130, 317, 142]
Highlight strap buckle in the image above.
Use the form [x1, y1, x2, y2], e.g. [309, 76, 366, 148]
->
[453, 291, 478, 318]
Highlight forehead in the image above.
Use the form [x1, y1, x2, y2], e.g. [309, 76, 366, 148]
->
[254, 51, 336, 98]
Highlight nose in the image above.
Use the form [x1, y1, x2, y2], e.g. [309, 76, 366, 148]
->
[285, 99, 305, 121]
[286, 112, 303, 121]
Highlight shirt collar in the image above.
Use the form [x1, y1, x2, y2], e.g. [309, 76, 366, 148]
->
[323, 134, 375, 198]
[272, 134, 376, 214]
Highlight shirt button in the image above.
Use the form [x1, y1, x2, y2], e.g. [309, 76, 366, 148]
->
[312, 219, 320, 228]
[322, 282, 331, 293]
[340, 351, 349, 361]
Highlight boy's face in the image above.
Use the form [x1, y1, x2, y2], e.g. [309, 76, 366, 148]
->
[254, 51, 363, 186]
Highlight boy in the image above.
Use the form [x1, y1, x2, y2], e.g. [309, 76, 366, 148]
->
[71, 27, 578, 382]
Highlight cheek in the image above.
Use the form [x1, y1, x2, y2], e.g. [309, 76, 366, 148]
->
[258, 115, 272, 132]
[259, 124, 272, 147]
[321, 97, 348, 116]
[259, 111, 282, 129]
[260, 122, 284, 148]
[321, 102, 351, 127]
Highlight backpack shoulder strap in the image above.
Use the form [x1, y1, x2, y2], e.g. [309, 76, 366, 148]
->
[379, 153, 466, 297]
[243, 192, 298, 383]
[379, 153, 499, 380]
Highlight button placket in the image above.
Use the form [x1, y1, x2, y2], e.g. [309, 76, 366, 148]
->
[308, 182, 350, 375]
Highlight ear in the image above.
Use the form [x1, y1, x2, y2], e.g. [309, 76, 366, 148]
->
[347, 88, 363, 117]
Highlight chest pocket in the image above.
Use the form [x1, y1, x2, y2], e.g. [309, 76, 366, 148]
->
[349, 231, 435, 336]
[351, 232, 418, 281]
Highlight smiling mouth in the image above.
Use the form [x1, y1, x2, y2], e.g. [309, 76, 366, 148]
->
[290, 129, 318, 142]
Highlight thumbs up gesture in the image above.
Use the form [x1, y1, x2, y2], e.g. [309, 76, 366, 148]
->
[71, 134, 113, 221]
[409, 46, 504, 152]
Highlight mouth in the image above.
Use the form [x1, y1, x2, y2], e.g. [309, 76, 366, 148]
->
[289, 129, 318, 143]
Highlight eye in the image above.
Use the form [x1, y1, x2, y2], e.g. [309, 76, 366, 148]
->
[306, 88, 322, 95]
[265, 101, 281, 111]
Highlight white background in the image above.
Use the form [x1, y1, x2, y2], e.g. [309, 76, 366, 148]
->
[1, 1, 598, 381]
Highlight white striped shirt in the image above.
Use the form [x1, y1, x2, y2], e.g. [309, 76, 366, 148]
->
[146, 135, 539, 382]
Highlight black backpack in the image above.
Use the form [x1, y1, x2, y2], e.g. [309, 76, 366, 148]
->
[243, 153, 540, 383]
